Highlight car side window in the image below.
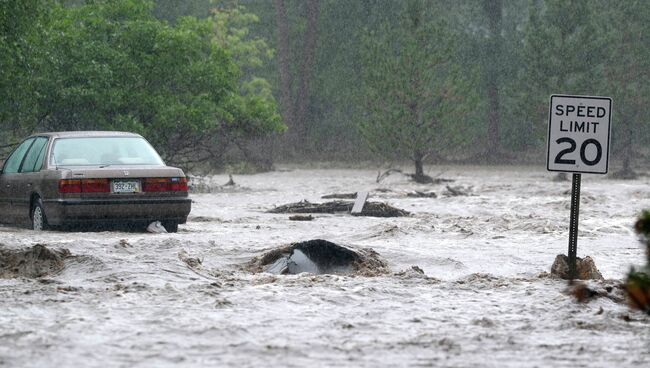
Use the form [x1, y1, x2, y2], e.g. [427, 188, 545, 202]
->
[20, 137, 48, 173]
[2, 138, 35, 174]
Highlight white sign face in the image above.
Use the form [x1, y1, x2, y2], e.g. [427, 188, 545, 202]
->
[547, 94, 612, 174]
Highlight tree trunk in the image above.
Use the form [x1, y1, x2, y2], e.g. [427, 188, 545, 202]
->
[414, 156, 424, 178]
[294, 0, 320, 140]
[483, 0, 502, 158]
[274, 0, 294, 133]
[622, 120, 633, 173]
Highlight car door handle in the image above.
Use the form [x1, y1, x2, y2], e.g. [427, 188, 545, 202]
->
[4, 184, 9, 188]
[27, 183, 32, 187]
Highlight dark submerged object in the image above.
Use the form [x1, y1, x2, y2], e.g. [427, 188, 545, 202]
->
[269, 200, 409, 217]
[252, 239, 388, 276]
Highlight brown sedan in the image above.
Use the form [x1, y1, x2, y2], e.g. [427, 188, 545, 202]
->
[0, 131, 191, 232]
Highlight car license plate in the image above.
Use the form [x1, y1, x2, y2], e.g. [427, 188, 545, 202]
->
[112, 180, 140, 193]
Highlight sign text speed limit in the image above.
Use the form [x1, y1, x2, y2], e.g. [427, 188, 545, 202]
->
[547, 95, 612, 174]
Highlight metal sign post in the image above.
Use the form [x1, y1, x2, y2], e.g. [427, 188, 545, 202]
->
[547, 94, 611, 279]
[568, 173, 581, 279]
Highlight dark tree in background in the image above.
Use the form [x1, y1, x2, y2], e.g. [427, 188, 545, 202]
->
[520, 0, 607, 149]
[482, 0, 503, 160]
[602, 0, 650, 178]
[359, 0, 478, 182]
[0, 0, 51, 145]
[274, 0, 320, 147]
[2, 0, 649, 172]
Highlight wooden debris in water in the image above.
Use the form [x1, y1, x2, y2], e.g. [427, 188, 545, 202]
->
[269, 200, 409, 217]
[321, 192, 358, 199]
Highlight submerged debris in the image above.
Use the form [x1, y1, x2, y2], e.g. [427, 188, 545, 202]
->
[551, 255, 604, 280]
[406, 190, 437, 198]
[187, 175, 213, 193]
[566, 281, 625, 304]
[249, 239, 389, 276]
[225, 174, 236, 186]
[626, 270, 650, 313]
[352, 202, 409, 217]
[444, 185, 473, 197]
[178, 250, 202, 268]
[187, 175, 249, 193]
[289, 215, 314, 221]
[269, 200, 409, 217]
[376, 168, 455, 185]
[269, 200, 349, 213]
[321, 192, 358, 199]
[376, 169, 404, 183]
[0, 244, 71, 279]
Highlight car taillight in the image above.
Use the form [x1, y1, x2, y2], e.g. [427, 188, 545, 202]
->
[143, 178, 168, 192]
[81, 179, 110, 193]
[169, 177, 188, 192]
[59, 179, 111, 193]
[143, 177, 188, 192]
[59, 179, 81, 193]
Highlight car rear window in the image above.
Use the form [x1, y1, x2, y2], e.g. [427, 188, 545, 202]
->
[51, 137, 165, 166]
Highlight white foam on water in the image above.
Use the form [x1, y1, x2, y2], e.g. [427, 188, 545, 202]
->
[1, 166, 649, 367]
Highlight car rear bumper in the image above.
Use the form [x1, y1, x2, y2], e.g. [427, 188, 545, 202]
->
[43, 197, 192, 225]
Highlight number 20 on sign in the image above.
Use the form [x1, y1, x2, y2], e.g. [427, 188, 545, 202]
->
[547, 95, 612, 174]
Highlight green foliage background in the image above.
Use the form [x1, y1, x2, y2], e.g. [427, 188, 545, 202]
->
[1, 0, 649, 171]
[0, 0, 284, 170]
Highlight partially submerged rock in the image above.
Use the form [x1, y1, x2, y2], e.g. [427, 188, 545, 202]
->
[269, 200, 409, 217]
[249, 239, 389, 276]
[551, 254, 604, 280]
[0, 244, 71, 279]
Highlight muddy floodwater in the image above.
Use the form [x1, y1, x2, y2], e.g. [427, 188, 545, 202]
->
[1, 166, 649, 367]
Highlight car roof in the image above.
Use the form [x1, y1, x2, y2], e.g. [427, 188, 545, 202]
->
[29, 131, 143, 139]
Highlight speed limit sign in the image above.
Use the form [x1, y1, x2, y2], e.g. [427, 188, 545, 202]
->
[547, 94, 612, 279]
[547, 95, 612, 174]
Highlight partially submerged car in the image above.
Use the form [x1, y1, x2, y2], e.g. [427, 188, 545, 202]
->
[0, 131, 191, 232]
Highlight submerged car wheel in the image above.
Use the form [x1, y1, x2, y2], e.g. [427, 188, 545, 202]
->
[162, 221, 179, 233]
[31, 199, 49, 231]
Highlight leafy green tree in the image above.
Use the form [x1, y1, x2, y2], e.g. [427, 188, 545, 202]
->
[210, 3, 284, 169]
[32, 0, 283, 168]
[359, 0, 477, 182]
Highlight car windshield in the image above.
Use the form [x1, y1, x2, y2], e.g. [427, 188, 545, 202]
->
[51, 137, 165, 166]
